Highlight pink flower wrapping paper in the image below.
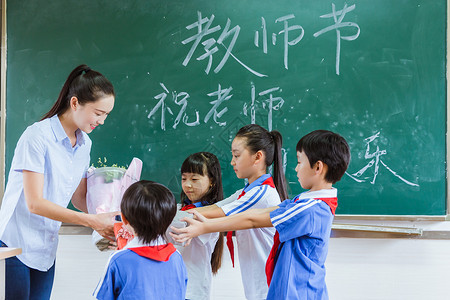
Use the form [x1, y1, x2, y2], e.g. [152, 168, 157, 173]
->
[87, 157, 143, 251]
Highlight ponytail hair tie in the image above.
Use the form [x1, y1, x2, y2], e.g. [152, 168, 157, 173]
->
[269, 131, 276, 141]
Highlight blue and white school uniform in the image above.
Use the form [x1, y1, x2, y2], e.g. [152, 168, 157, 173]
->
[177, 201, 219, 300]
[0, 115, 91, 271]
[217, 174, 281, 300]
[267, 188, 338, 300]
[94, 237, 188, 300]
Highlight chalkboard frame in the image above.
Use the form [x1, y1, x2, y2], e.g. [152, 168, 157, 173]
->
[0, 0, 6, 201]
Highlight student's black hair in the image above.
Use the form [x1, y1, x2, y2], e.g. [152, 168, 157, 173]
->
[296, 130, 351, 184]
[235, 124, 288, 200]
[180, 152, 224, 274]
[121, 180, 177, 244]
[41, 64, 115, 120]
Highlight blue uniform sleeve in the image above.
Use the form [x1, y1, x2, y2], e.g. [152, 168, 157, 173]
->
[270, 198, 322, 243]
[13, 127, 46, 174]
[94, 260, 121, 300]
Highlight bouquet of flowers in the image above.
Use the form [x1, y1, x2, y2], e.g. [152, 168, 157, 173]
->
[87, 157, 143, 251]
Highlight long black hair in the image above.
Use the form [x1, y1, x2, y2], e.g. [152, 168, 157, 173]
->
[180, 152, 224, 274]
[41, 64, 115, 120]
[235, 124, 288, 200]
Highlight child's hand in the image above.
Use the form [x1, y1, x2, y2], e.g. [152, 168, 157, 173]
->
[168, 231, 193, 246]
[169, 210, 208, 245]
[190, 209, 208, 222]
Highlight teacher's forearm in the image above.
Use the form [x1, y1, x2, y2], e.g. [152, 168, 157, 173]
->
[26, 196, 94, 227]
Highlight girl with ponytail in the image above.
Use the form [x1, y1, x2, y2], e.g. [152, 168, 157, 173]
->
[0, 64, 117, 299]
[180, 124, 287, 300]
[172, 130, 352, 300]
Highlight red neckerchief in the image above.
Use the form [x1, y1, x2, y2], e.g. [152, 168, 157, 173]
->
[181, 204, 197, 211]
[129, 243, 177, 262]
[226, 176, 275, 268]
[265, 196, 338, 286]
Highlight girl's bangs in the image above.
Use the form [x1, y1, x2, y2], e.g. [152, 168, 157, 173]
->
[181, 155, 207, 176]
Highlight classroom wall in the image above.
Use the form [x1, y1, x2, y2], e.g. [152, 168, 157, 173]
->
[326, 238, 450, 300]
[52, 234, 450, 300]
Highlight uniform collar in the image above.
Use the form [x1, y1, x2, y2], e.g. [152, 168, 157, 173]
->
[243, 174, 272, 193]
[123, 237, 166, 249]
[183, 199, 204, 208]
[123, 237, 176, 262]
[297, 188, 337, 200]
[296, 188, 338, 215]
[50, 115, 85, 146]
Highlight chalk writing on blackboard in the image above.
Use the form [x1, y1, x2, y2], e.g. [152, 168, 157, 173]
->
[151, 4, 361, 131]
[147, 82, 288, 131]
[205, 84, 233, 126]
[147, 83, 200, 130]
[276, 15, 304, 70]
[148, 83, 232, 130]
[346, 132, 420, 187]
[147, 83, 173, 131]
[254, 15, 304, 70]
[243, 83, 284, 132]
[173, 90, 200, 129]
[181, 12, 267, 77]
[182, 4, 359, 77]
[313, 3, 360, 75]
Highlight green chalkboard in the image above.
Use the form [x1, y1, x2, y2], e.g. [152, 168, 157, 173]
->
[5, 0, 447, 215]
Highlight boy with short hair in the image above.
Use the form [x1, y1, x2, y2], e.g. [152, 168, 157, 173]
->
[94, 180, 188, 300]
[171, 130, 350, 300]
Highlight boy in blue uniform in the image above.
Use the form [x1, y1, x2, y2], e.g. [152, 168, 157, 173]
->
[171, 130, 350, 300]
[94, 180, 187, 300]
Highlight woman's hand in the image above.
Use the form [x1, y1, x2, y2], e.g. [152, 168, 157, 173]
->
[89, 211, 119, 241]
[169, 210, 209, 245]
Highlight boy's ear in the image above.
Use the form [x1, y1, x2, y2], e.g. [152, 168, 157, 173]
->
[315, 161, 322, 171]
[315, 160, 328, 176]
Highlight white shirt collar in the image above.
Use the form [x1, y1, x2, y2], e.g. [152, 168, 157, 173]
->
[50, 115, 85, 146]
[123, 236, 167, 250]
[298, 188, 337, 200]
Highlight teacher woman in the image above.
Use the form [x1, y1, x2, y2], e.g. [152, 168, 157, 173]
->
[0, 64, 118, 299]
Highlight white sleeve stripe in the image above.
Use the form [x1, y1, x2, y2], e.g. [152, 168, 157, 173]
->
[271, 198, 317, 223]
[234, 185, 266, 213]
[92, 249, 124, 297]
[227, 185, 267, 215]
[272, 199, 320, 227]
